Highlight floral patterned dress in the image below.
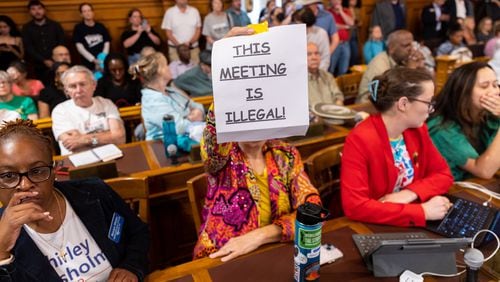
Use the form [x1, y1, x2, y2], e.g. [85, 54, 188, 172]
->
[193, 105, 321, 259]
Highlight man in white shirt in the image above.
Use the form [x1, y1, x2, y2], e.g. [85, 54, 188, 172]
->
[52, 65, 125, 155]
[161, 0, 201, 64]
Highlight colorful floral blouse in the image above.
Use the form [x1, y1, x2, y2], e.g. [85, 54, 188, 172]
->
[193, 105, 321, 259]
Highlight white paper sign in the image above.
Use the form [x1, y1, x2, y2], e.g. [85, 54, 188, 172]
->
[212, 24, 309, 143]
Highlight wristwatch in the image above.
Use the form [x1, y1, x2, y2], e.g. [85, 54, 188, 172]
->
[91, 136, 98, 146]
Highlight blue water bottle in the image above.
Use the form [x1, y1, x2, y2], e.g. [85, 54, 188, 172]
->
[162, 114, 177, 156]
[294, 203, 329, 282]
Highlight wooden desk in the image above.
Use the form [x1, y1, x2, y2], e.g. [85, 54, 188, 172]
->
[148, 181, 499, 282]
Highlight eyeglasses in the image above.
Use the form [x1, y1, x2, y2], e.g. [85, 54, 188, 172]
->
[0, 166, 53, 189]
[409, 98, 436, 113]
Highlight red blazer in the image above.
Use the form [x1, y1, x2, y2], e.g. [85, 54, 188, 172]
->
[341, 114, 453, 227]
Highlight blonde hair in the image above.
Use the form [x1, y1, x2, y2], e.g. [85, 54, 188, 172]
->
[128, 52, 167, 84]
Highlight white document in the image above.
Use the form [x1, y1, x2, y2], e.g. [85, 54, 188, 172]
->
[92, 144, 123, 162]
[68, 144, 123, 167]
[211, 24, 309, 143]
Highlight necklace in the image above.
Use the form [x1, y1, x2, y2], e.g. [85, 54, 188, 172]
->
[29, 191, 67, 262]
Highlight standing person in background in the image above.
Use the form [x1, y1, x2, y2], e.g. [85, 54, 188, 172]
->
[130, 52, 204, 141]
[73, 2, 111, 71]
[342, 68, 453, 227]
[0, 15, 24, 71]
[38, 62, 70, 118]
[162, 0, 201, 63]
[259, 0, 276, 22]
[293, 7, 330, 70]
[299, 0, 339, 70]
[22, 0, 65, 84]
[343, 0, 360, 65]
[363, 25, 386, 64]
[428, 62, 500, 181]
[328, 0, 353, 76]
[370, 0, 406, 39]
[7, 60, 44, 98]
[421, 0, 450, 50]
[444, 0, 473, 25]
[226, 0, 252, 27]
[203, 0, 231, 50]
[0, 71, 38, 120]
[121, 8, 161, 65]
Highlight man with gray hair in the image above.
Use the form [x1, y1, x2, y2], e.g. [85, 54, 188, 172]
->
[51, 65, 125, 155]
[357, 30, 424, 103]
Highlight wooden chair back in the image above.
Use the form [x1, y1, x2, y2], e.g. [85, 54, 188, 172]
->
[187, 173, 208, 232]
[105, 176, 150, 223]
[304, 143, 344, 218]
[336, 72, 363, 105]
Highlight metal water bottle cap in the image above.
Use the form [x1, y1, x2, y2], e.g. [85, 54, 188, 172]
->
[163, 114, 174, 121]
[296, 203, 329, 225]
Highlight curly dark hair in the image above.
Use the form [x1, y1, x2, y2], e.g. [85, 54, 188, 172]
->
[0, 119, 53, 159]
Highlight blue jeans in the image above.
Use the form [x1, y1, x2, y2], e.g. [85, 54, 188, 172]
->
[329, 42, 351, 76]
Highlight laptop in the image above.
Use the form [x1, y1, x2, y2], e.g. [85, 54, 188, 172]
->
[426, 194, 500, 245]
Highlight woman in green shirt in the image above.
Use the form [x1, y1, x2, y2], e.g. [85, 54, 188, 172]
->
[0, 71, 38, 120]
[428, 62, 500, 180]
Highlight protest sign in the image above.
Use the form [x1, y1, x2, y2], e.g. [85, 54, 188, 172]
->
[212, 24, 309, 143]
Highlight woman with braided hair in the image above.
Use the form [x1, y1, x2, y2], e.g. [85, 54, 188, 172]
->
[0, 119, 149, 281]
[341, 67, 453, 227]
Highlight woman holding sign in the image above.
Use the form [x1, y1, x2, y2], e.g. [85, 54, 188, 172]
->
[193, 104, 321, 261]
[341, 68, 453, 227]
[0, 119, 149, 281]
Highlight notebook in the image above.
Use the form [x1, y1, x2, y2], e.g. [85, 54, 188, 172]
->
[68, 144, 123, 167]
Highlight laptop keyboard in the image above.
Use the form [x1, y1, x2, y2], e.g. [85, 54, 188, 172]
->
[435, 197, 492, 238]
[352, 232, 428, 259]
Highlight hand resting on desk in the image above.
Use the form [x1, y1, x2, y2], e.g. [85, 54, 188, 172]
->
[209, 224, 282, 262]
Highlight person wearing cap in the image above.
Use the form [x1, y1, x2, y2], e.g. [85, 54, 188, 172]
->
[173, 50, 213, 97]
[298, 0, 340, 60]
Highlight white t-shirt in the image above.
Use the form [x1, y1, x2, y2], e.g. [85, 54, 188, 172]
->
[0, 109, 21, 123]
[51, 96, 122, 155]
[24, 195, 113, 282]
[161, 5, 201, 47]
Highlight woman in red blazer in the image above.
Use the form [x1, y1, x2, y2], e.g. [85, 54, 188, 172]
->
[341, 67, 454, 227]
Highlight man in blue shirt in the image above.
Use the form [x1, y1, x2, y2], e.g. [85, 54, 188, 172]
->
[227, 0, 251, 26]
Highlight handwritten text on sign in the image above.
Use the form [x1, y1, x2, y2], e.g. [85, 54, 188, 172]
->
[212, 25, 309, 142]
